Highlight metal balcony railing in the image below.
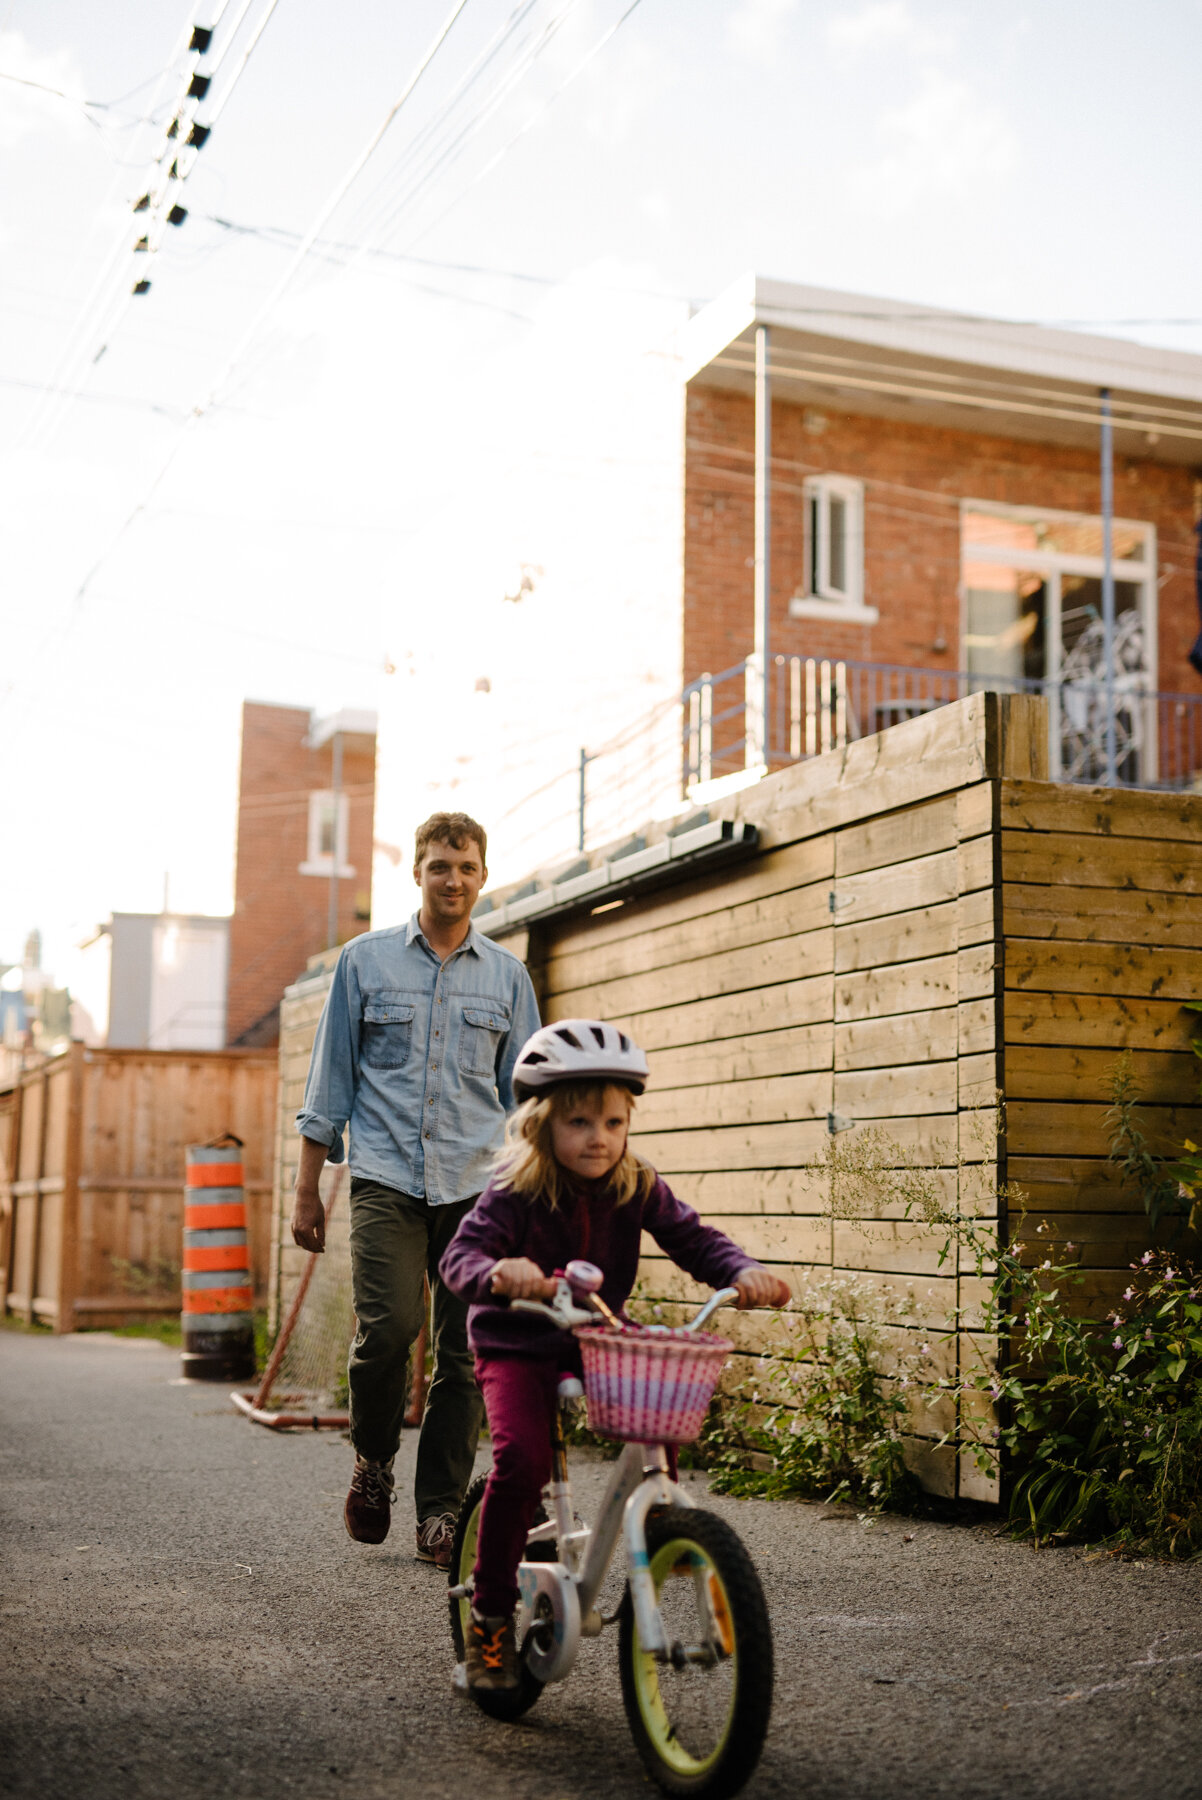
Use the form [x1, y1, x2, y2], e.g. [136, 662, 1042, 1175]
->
[682, 655, 1202, 794]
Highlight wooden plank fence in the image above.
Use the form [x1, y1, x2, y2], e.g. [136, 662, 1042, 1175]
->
[0, 1047, 276, 1330]
[269, 692, 1202, 1501]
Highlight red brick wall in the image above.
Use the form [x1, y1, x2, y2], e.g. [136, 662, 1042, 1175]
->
[684, 381, 1201, 692]
[226, 703, 376, 1048]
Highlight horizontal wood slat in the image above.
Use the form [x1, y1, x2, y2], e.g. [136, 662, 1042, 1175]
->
[1006, 940, 1202, 1001]
[1001, 779, 1202, 845]
[1002, 830, 1202, 896]
[1002, 883, 1202, 948]
[1004, 990, 1197, 1051]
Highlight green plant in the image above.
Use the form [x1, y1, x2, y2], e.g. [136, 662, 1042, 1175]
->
[952, 1233, 1202, 1557]
[107, 1317, 183, 1347]
[1104, 1050, 1200, 1234]
[107, 1254, 181, 1297]
[699, 1273, 926, 1511]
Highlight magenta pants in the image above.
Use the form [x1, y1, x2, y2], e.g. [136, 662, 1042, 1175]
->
[472, 1350, 679, 1619]
[472, 1354, 563, 1617]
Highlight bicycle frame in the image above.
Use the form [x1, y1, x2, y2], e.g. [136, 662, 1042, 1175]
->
[484, 1276, 737, 1682]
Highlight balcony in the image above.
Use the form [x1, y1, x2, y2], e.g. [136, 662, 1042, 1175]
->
[683, 655, 1202, 795]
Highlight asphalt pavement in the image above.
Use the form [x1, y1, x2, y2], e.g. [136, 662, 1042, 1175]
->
[2, 1328, 1201, 1800]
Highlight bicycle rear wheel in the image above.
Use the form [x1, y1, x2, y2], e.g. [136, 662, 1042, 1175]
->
[447, 1471, 548, 1722]
[618, 1506, 772, 1799]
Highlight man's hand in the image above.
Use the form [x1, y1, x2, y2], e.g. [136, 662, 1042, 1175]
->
[489, 1257, 557, 1301]
[732, 1266, 791, 1310]
[291, 1186, 327, 1253]
[291, 1138, 330, 1253]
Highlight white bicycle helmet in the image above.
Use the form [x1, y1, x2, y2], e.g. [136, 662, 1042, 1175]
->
[512, 1019, 650, 1100]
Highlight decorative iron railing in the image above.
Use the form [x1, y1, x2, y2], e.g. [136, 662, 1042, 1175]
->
[682, 655, 1202, 794]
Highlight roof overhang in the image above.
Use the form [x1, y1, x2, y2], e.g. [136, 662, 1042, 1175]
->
[681, 275, 1202, 466]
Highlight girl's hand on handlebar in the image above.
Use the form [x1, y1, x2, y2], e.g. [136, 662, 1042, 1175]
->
[733, 1267, 791, 1310]
[489, 1257, 558, 1301]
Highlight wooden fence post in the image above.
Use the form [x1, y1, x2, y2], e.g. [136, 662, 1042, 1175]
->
[56, 1043, 85, 1334]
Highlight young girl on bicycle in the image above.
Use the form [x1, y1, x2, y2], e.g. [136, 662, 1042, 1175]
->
[439, 1019, 791, 1692]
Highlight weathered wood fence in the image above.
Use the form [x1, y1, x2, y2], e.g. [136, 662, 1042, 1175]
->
[0, 1047, 277, 1330]
[271, 692, 1201, 1497]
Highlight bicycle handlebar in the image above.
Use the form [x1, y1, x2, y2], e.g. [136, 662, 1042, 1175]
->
[510, 1280, 740, 1334]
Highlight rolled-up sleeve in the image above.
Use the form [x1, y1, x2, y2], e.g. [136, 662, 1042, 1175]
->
[295, 950, 360, 1163]
[495, 965, 542, 1113]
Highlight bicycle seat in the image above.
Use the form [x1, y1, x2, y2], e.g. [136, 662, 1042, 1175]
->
[556, 1375, 584, 1401]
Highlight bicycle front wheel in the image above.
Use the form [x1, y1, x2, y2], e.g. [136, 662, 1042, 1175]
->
[618, 1506, 773, 1799]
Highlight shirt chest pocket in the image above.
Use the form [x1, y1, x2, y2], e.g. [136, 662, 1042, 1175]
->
[458, 1004, 510, 1077]
[360, 999, 416, 1070]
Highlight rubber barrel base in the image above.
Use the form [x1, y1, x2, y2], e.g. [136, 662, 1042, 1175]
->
[181, 1329, 255, 1382]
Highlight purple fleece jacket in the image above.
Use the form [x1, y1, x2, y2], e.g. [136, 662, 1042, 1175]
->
[439, 1171, 760, 1360]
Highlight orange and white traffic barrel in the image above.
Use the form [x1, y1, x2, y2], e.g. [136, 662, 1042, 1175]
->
[181, 1136, 255, 1382]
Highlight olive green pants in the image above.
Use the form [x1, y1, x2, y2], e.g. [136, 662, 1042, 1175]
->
[347, 1179, 484, 1522]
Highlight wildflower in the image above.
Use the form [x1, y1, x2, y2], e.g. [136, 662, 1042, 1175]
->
[918, 1343, 930, 1356]
[1036, 1222, 1046, 1234]
[1041, 1260, 1051, 1270]
[1065, 1241, 1076, 1253]
[1141, 1251, 1154, 1265]
[1144, 1425, 1152, 1437]
[1113, 1337, 1123, 1349]
[1123, 1288, 1134, 1301]
[1165, 1269, 1175, 1282]
[1145, 1329, 1153, 1340]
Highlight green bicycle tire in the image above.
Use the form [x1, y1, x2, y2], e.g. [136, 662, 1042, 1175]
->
[446, 1471, 549, 1722]
[618, 1506, 773, 1799]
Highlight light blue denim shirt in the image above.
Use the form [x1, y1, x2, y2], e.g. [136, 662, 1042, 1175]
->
[296, 915, 541, 1204]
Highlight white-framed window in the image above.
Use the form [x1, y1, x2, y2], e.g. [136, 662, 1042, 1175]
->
[789, 475, 877, 623]
[299, 791, 355, 878]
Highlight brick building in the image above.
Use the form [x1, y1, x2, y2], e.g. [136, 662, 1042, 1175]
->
[678, 276, 1202, 791]
[226, 702, 376, 1047]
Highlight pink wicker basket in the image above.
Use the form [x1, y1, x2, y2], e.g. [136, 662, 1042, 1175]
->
[575, 1325, 733, 1444]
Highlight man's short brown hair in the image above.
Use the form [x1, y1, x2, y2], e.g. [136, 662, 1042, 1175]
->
[414, 812, 487, 868]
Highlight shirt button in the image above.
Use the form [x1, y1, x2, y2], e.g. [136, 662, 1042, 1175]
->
[424, 1131, 431, 1140]
[428, 1097, 435, 1105]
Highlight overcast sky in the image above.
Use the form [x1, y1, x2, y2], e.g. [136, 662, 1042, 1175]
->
[3, 0, 1200, 985]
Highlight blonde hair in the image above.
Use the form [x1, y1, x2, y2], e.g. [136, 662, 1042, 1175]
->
[494, 1080, 656, 1211]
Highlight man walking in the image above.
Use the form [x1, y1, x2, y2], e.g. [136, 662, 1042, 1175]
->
[291, 812, 540, 1566]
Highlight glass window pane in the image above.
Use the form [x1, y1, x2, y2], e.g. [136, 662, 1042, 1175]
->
[963, 509, 1148, 564]
[828, 496, 846, 593]
[964, 570, 1046, 685]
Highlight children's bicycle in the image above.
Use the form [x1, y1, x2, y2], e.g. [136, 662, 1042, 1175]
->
[447, 1262, 774, 1800]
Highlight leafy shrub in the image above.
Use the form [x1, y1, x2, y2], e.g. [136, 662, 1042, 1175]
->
[955, 1234, 1202, 1557]
[699, 1272, 926, 1511]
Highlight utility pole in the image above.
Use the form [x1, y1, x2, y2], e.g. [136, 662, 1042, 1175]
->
[750, 323, 771, 769]
[1100, 387, 1117, 784]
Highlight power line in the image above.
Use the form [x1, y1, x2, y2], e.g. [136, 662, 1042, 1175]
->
[401, 0, 647, 254]
[1, 0, 479, 720]
[19, 0, 286, 453]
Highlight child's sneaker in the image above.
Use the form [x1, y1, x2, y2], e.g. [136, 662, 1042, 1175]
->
[465, 1609, 518, 1691]
[344, 1454, 396, 1543]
